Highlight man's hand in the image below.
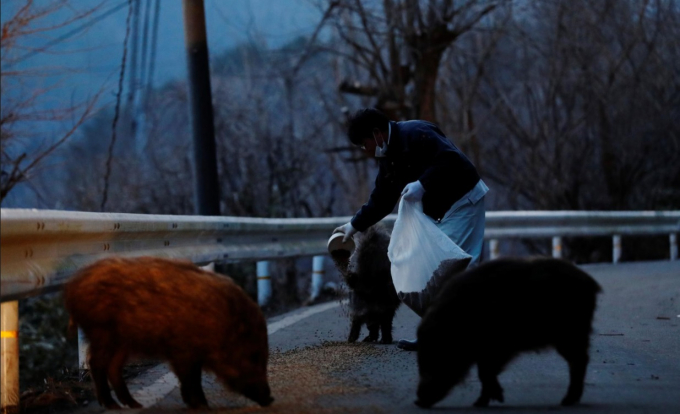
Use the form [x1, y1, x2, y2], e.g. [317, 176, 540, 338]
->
[401, 181, 425, 201]
[333, 222, 358, 243]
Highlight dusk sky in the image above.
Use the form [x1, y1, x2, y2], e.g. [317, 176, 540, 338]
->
[2, 0, 322, 112]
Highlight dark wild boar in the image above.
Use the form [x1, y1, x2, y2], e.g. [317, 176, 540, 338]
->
[331, 225, 401, 344]
[415, 257, 602, 408]
[64, 256, 273, 409]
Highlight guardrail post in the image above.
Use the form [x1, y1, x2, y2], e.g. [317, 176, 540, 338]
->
[552, 236, 562, 259]
[613, 234, 622, 263]
[257, 261, 272, 307]
[78, 328, 89, 380]
[671, 233, 678, 261]
[489, 239, 500, 260]
[310, 256, 325, 301]
[1, 301, 19, 414]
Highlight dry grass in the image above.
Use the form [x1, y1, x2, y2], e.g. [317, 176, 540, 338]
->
[19, 360, 158, 414]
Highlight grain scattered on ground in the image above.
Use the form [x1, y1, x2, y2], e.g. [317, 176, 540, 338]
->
[205, 341, 391, 414]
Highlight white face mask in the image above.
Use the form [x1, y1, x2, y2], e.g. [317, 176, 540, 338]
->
[374, 134, 388, 158]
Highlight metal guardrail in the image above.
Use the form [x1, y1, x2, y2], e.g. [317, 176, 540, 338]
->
[484, 210, 680, 238]
[0, 209, 350, 302]
[2, 208, 679, 302]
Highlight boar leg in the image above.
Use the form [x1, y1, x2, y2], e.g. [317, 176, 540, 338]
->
[88, 339, 121, 409]
[557, 340, 589, 406]
[348, 317, 362, 343]
[173, 361, 208, 409]
[474, 356, 507, 407]
[362, 323, 379, 342]
[379, 315, 394, 344]
[107, 349, 142, 408]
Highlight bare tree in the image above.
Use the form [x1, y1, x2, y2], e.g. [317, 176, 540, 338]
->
[451, 0, 680, 261]
[323, 0, 508, 122]
[60, 37, 344, 219]
[211, 40, 344, 218]
[62, 79, 195, 214]
[306, 0, 514, 228]
[1, 0, 107, 204]
[436, 5, 514, 172]
[474, 0, 680, 212]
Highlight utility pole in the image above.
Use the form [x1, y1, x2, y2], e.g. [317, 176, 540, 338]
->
[182, 0, 220, 215]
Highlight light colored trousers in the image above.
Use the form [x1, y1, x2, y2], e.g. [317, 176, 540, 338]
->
[434, 180, 488, 267]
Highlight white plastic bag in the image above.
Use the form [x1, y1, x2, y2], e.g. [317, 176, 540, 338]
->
[387, 198, 471, 316]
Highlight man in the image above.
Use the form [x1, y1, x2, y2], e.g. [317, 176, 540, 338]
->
[333, 108, 488, 351]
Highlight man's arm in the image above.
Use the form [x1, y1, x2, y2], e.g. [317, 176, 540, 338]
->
[350, 165, 402, 232]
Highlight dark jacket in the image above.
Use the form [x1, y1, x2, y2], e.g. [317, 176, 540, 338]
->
[350, 120, 480, 231]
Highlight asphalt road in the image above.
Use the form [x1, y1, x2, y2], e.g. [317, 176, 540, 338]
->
[71, 260, 679, 414]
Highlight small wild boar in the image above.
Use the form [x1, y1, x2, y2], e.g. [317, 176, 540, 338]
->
[415, 257, 602, 408]
[331, 225, 401, 344]
[63, 256, 273, 409]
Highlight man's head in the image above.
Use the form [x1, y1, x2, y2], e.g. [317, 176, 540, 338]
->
[347, 108, 390, 157]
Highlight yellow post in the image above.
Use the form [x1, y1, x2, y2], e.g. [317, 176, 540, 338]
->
[552, 236, 562, 259]
[1, 301, 20, 414]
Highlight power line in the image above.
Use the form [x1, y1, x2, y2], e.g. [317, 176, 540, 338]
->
[145, 0, 161, 110]
[101, 0, 134, 212]
[127, 0, 140, 105]
[139, 0, 153, 88]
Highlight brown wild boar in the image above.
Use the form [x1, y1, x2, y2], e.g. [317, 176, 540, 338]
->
[64, 256, 273, 409]
[331, 225, 401, 344]
[415, 257, 602, 408]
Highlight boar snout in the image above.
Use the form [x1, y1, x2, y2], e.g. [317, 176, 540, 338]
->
[258, 395, 274, 407]
[241, 382, 273, 406]
[415, 374, 453, 409]
[414, 399, 434, 409]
